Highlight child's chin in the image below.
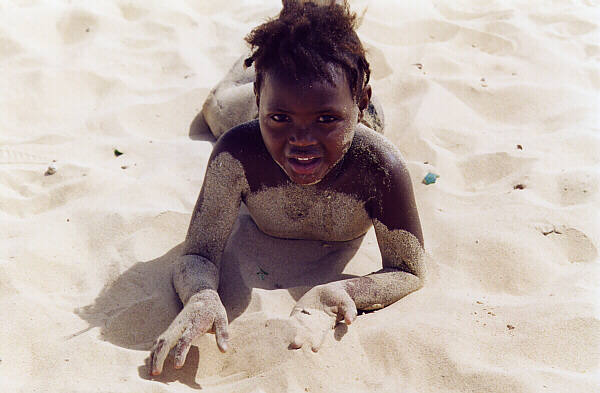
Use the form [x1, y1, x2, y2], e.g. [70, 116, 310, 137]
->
[288, 173, 324, 186]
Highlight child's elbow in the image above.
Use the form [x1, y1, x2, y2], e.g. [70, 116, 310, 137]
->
[413, 263, 427, 289]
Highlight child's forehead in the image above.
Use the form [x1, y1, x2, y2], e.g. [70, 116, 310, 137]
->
[261, 63, 352, 97]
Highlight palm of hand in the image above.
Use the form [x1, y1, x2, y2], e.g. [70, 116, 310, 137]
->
[289, 283, 357, 352]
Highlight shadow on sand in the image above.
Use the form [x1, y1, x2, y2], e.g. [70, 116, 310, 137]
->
[188, 110, 217, 143]
[76, 208, 364, 388]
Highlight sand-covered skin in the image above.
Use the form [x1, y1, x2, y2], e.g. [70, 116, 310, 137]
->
[1, 0, 599, 392]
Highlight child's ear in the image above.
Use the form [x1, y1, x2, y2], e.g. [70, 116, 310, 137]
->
[358, 85, 372, 111]
[358, 84, 372, 121]
[254, 82, 260, 108]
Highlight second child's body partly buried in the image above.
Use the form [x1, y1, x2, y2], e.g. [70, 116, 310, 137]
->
[150, 1, 426, 375]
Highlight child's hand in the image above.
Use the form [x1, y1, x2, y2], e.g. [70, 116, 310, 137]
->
[289, 283, 357, 352]
[149, 289, 229, 376]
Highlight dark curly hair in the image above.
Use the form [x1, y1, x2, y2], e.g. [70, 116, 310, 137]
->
[244, 0, 370, 102]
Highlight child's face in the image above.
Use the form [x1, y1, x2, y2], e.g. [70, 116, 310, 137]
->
[256, 64, 366, 185]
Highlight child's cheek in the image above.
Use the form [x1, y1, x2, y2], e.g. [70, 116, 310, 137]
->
[336, 121, 355, 149]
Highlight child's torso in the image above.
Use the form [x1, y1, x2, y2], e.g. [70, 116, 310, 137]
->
[244, 183, 372, 241]
[219, 120, 388, 242]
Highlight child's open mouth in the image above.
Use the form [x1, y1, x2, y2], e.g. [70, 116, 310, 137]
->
[287, 157, 322, 175]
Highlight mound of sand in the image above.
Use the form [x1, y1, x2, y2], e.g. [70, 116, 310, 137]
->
[0, 1, 598, 392]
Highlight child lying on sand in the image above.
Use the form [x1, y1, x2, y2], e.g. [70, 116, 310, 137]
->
[150, 0, 425, 375]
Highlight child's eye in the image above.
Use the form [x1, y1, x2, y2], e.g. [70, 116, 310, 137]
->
[317, 115, 338, 123]
[270, 114, 289, 122]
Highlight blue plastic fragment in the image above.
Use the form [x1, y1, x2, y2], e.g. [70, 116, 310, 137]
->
[423, 172, 439, 185]
[257, 267, 269, 280]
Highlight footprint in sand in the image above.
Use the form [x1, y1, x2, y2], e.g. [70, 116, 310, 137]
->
[556, 171, 598, 206]
[539, 225, 598, 264]
[431, 127, 477, 155]
[119, 3, 149, 21]
[360, 19, 458, 46]
[56, 9, 98, 44]
[529, 13, 598, 37]
[432, 2, 514, 22]
[0, 29, 23, 59]
[0, 153, 89, 217]
[0, 148, 50, 165]
[585, 44, 600, 59]
[521, 168, 599, 207]
[458, 152, 535, 191]
[363, 43, 392, 80]
[361, 19, 514, 55]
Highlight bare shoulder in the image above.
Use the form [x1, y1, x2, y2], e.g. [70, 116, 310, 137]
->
[344, 125, 422, 241]
[210, 120, 287, 191]
[210, 120, 263, 159]
[347, 124, 409, 181]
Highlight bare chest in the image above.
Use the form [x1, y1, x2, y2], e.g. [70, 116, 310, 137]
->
[244, 185, 372, 241]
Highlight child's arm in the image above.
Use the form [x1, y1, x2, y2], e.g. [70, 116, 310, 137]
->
[289, 152, 425, 351]
[345, 157, 425, 310]
[149, 140, 248, 375]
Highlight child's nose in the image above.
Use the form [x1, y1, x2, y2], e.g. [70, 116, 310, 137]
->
[288, 128, 317, 146]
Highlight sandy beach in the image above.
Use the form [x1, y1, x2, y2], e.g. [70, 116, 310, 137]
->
[0, 0, 599, 392]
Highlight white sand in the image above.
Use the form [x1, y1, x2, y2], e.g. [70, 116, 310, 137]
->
[1, 0, 599, 392]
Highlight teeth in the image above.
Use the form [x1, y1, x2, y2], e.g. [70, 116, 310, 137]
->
[297, 158, 311, 161]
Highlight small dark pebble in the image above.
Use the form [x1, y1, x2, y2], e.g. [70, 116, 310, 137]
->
[121, 165, 128, 169]
[114, 149, 124, 157]
[507, 324, 515, 330]
[514, 184, 526, 190]
[517, 144, 523, 150]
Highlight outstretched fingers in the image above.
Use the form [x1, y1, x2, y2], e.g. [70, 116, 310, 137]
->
[214, 311, 230, 353]
[173, 327, 194, 369]
[339, 299, 357, 325]
[150, 338, 170, 376]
